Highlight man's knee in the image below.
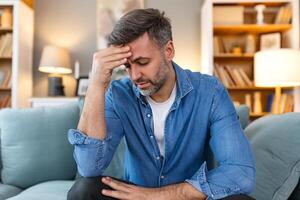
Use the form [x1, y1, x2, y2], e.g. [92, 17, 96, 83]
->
[67, 176, 103, 200]
[222, 194, 255, 200]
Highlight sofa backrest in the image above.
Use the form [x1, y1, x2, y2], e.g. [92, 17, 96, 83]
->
[0, 104, 80, 189]
[245, 112, 300, 200]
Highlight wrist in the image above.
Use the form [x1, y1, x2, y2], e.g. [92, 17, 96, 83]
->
[182, 182, 206, 200]
[87, 79, 108, 94]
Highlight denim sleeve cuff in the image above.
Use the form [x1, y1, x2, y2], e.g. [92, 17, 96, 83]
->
[185, 162, 216, 200]
[68, 129, 111, 145]
[68, 129, 112, 177]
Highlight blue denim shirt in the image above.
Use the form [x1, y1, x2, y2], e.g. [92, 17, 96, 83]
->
[68, 62, 255, 199]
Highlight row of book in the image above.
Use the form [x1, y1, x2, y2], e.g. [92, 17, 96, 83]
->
[0, 33, 12, 57]
[0, 94, 11, 108]
[0, 70, 11, 88]
[214, 64, 252, 87]
[267, 93, 294, 114]
[274, 5, 292, 24]
[234, 92, 294, 114]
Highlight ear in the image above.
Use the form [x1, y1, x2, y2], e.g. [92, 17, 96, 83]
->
[164, 41, 175, 61]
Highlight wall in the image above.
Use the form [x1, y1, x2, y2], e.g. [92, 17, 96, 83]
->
[33, 0, 202, 96]
[33, 0, 97, 96]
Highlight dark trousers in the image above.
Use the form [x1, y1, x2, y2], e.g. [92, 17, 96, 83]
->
[67, 176, 255, 200]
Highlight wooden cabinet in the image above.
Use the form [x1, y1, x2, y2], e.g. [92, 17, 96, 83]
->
[201, 0, 299, 120]
[0, 0, 33, 108]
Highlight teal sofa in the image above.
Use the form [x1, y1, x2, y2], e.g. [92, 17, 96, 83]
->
[0, 104, 299, 200]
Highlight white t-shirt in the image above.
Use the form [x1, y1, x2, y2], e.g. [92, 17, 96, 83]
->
[146, 83, 176, 156]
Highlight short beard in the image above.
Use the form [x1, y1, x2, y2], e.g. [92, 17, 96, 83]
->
[139, 58, 169, 97]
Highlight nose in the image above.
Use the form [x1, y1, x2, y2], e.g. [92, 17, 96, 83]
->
[130, 65, 142, 82]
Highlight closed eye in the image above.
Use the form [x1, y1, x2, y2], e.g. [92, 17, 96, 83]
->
[137, 61, 148, 66]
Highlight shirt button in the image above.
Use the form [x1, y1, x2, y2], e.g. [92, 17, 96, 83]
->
[156, 156, 160, 160]
[147, 114, 151, 118]
[150, 135, 154, 139]
[161, 175, 165, 179]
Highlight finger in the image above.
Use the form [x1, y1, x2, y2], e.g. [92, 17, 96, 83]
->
[101, 51, 132, 63]
[102, 177, 130, 192]
[104, 58, 128, 71]
[101, 46, 131, 58]
[102, 189, 128, 200]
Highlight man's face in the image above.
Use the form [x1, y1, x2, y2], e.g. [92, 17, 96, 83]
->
[125, 33, 172, 96]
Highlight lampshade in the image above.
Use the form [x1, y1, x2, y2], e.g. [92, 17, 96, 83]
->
[39, 45, 72, 74]
[254, 49, 300, 87]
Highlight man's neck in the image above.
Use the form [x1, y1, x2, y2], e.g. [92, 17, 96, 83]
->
[150, 64, 176, 103]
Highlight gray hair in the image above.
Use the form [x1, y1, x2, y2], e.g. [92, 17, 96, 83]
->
[106, 8, 172, 48]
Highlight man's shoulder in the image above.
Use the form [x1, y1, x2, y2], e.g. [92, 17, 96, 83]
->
[108, 77, 136, 99]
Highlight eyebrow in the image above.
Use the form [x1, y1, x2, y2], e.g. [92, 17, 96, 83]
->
[130, 57, 150, 63]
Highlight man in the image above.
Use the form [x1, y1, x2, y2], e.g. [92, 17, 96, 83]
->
[68, 8, 255, 200]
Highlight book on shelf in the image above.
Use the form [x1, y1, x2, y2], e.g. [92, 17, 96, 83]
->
[267, 93, 294, 114]
[274, 4, 292, 24]
[232, 68, 246, 86]
[238, 68, 253, 86]
[0, 33, 12, 58]
[245, 93, 252, 113]
[214, 64, 252, 87]
[0, 70, 11, 88]
[284, 94, 294, 113]
[0, 94, 11, 108]
[224, 65, 237, 86]
[215, 64, 230, 87]
[266, 94, 274, 112]
[253, 92, 263, 114]
[213, 36, 225, 54]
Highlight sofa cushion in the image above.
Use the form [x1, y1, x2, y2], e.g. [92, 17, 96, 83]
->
[245, 112, 300, 200]
[7, 180, 74, 200]
[0, 183, 22, 200]
[0, 104, 80, 188]
[235, 105, 250, 129]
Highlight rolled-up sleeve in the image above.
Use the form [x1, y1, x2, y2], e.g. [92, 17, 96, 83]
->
[68, 85, 124, 177]
[186, 80, 255, 199]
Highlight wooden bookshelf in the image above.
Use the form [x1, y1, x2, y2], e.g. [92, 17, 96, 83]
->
[0, 87, 11, 91]
[250, 112, 271, 120]
[250, 112, 270, 117]
[214, 24, 292, 34]
[0, 27, 13, 33]
[227, 86, 293, 91]
[0, 1, 33, 108]
[201, 0, 299, 119]
[0, 57, 12, 60]
[214, 53, 254, 58]
[237, 2, 289, 7]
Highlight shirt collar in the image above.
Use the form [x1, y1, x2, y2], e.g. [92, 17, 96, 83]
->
[132, 61, 194, 104]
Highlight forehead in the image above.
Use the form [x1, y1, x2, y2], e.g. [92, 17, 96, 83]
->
[127, 33, 160, 59]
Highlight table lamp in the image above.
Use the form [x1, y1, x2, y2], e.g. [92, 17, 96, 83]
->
[254, 49, 300, 114]
[39, 45, 72, 96]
